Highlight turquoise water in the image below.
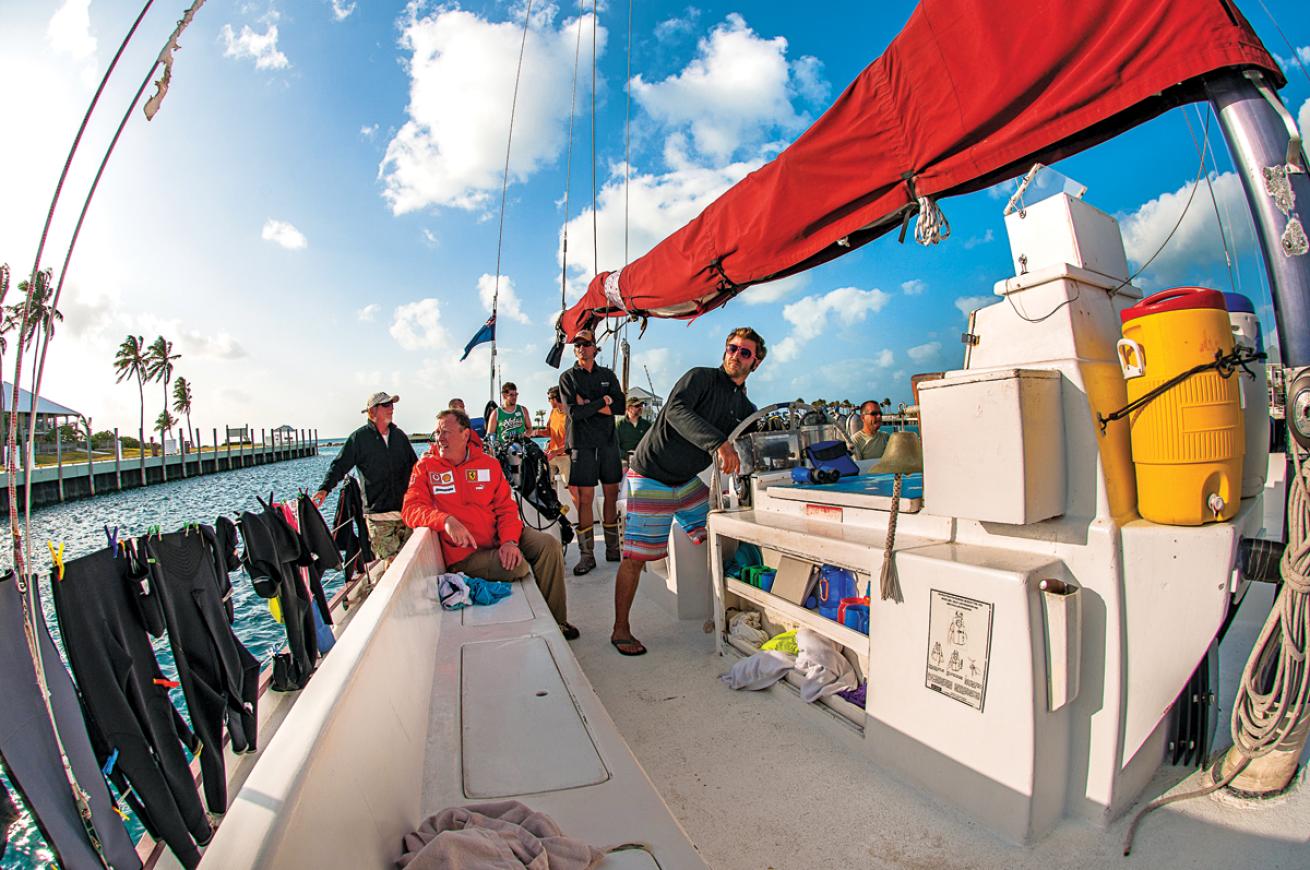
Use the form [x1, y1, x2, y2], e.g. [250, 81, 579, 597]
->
[1, 450, 344, 869]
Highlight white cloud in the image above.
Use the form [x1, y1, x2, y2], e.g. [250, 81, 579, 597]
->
[360, 123, 378, 139]
[901, 279, 926, 296]
[48, 0, 96, 65]
[181, 330, 247, 360]
[220, 24, 290, 71]
[356, 303, 380, 322]
[477, 273, 529, 324]
[1118, 171, 1255, 286]
[772, 286, 891, 362]
[874, 348, 894, 368]
[390, 299, 451, 351]
[421, 228, 439, 247]
[560, 144, 763, 298]
[742, 273, 810, 305]
[906, 341, 941, 364]
[954, 294, 994, 319]
[1274, 46, 1310, 76]
[654, 9, 701, 41]
[962, 229, 994, 250]
[631, 13, 824, 161]
[380, 6, 607, 214]
[330, 0, 356, 22]
[261, 218, 307, 250]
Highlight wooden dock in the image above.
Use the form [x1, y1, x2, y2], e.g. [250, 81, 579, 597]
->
[0, 427, 320, 511]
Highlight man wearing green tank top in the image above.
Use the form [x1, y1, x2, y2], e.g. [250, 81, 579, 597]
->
[486, 382, 532, 442]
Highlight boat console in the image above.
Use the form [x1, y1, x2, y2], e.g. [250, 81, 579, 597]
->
[706, 192, 1282, 843]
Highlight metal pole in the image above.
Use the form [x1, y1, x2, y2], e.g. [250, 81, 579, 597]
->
[260, 428, 266, 465]
[114, 427, 121, 491]
[223, 427, 230, 470]
[1207, 72, 1310, 367]
[246, 424, 252, 466]
[139, 426, 146, 486]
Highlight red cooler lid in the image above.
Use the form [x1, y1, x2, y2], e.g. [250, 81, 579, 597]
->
[1120, 286, 1226, 324]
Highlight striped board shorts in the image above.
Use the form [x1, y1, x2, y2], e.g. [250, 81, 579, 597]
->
[622, 469, 710, 561]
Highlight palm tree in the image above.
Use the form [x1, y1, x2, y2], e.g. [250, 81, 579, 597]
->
[114, 335, 149, 483]
[172, 376, 194, 451]
[4, 268, 64, 472]
[155, 409, 178, 442]
[145, 336, 180, 446]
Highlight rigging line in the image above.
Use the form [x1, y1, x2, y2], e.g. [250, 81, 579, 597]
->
[1183, 105, 1236, 294]
[624, 0, 633, 269]
[1200, 108, 1249, 296]
[491, 0, 535, 397]
[591, 0, 598, 277]
[1255, 0, 1310, 88]
[559, 0, 586, 318]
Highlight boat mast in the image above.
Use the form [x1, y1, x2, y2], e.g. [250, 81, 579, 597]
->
[1207, 71, 1310, 367]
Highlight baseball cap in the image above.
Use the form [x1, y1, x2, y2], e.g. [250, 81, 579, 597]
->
[363, 392, 399, 412]
[625, 396, 645, 407]
[573, 329, 596, 344]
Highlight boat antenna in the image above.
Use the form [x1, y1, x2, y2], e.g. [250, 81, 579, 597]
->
[619, 0, 634, 392]
[490, 0, 536, 400]
[558, 0, 586, 341]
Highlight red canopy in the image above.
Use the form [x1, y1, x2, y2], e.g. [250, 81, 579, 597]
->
[560, 0, 1279, 339]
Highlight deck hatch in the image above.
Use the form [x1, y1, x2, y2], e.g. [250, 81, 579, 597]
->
[461, 584, 535, 625]
[461, 636, 609, 797]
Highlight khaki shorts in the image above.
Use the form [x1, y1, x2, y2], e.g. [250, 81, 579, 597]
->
[365, 516, 413, 561]
[549, 454, 571, 483]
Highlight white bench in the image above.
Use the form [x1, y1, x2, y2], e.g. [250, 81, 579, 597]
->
[200, 527, 705, 868]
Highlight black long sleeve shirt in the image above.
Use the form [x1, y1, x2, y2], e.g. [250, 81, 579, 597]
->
[630, 366, 756, 486]
[558, 362, 624, 449]
[317, 423, 417, 514]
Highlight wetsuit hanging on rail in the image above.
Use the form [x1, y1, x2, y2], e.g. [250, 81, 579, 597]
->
[239, 497, 319, 691]
[0, 569, 141, 869]
[144, 527, 261, 814]
[52, 547, 212, 869]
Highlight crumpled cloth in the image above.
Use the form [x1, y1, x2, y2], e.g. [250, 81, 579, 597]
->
[794, 628, 858, 702]
[397, 800, 605, 870]
[837, 682, 867, 707]
[437, 573, 513, 610]
[761, 629, 799, 656]
[719, 649, 795, 691]
[728, 610, 768, 645]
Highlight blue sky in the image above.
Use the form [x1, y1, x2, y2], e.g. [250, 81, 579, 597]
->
[1, 0, 1308, 438]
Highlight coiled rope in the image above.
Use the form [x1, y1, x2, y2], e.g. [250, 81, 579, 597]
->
[1124, 439, 1310, 854]
[913, 195, 951, 246]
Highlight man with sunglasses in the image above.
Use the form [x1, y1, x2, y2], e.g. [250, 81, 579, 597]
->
[312, 391, 419, 562]
[852, 400, 889, 460]
[557, 329, 626, 574]
[610, 327, 764, 656]
[486, 382, 532, 442]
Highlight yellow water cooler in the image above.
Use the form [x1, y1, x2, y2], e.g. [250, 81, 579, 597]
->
[1116, 287, 1244, 525]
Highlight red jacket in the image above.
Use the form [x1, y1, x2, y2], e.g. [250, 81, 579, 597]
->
[402, 444, 522, 566]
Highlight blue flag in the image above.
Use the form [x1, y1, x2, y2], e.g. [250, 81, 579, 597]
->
[460, 315, 496, 361]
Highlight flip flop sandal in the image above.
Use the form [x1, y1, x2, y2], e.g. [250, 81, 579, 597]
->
[559, 622, 581, 641]
[611, 637, 647, 656]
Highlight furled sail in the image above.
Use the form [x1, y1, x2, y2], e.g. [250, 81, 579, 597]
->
[560, 0, 1280, 339]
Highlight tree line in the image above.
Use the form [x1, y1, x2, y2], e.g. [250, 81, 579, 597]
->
[113, 335, 194, 451]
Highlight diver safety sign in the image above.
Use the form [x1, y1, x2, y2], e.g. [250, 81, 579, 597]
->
[924, 590, 993, 712]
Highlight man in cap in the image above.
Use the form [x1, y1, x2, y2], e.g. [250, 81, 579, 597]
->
[558, 328, 626, 573]
[610, 327, 764, 655]
[615, 395, 651, 463]
[312, 391, 419, 562]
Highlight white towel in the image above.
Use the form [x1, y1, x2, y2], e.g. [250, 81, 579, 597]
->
[720, 650, 795, 690]
[794, 628, 857, 702]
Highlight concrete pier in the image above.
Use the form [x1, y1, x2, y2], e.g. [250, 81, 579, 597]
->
[0, 428, 320, 511]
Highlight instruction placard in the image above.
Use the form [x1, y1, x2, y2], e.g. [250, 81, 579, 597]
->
[924, 590, 994, 712]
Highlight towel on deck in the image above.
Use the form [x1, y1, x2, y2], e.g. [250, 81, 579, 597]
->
[397, 799, 604, 870]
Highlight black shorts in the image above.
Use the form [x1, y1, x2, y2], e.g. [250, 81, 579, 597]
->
[569, 442, 623, 487]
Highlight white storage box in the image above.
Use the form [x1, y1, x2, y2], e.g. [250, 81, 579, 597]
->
[918, 368, 1065, 524]
[1005, 194, 1129, 283]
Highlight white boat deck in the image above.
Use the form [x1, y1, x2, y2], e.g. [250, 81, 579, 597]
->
[567, 555, 1310, 868]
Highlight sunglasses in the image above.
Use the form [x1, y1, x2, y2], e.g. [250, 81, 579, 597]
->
[574, 340, 594, 349]
[376, 401, 394, 409]
[724, 343, 754, 360]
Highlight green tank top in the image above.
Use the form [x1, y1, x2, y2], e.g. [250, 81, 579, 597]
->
[493, 405, 528, 439]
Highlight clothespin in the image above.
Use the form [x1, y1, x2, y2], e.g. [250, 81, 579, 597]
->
[101, 748, 119, 777]
[47, 541, 65, 581]
[152, 677, 180, 689]
[104, 525, 120, 556]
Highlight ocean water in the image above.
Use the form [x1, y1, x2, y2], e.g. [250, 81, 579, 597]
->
[1, 450, 346, 869]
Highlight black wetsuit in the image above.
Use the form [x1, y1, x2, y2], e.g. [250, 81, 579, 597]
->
[0, 570, 141, 870]
[145, 529, 260, 814]
[332, 476, 373, 580]
[52, 547, 211, 869]
[239, 499, 318, 691]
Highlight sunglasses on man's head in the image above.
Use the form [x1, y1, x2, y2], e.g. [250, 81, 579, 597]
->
[574, 340, 594, 349]
[724, 343, 754, 360]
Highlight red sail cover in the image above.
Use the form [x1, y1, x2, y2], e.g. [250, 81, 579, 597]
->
[561, 0, 1279, 338]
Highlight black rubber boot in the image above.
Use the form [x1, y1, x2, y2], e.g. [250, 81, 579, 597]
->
[603, 522, 622, 562]
[573, 526, 596, 575]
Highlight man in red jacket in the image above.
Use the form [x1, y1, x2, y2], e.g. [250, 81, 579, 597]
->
[402, 409, 577, 639]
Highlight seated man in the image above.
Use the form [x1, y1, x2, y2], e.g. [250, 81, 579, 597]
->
[403, 409, 578, 639]
[852, 400, 889, 460]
